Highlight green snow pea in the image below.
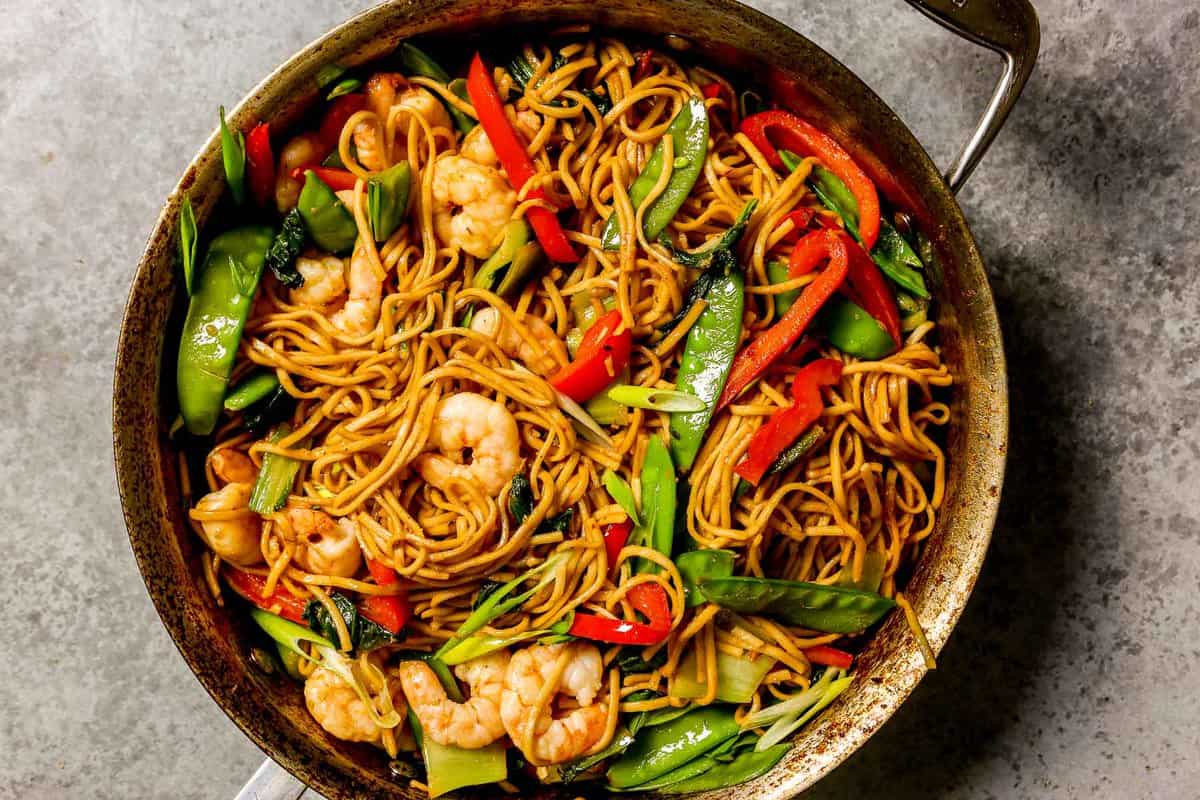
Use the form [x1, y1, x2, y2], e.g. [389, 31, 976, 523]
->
[297, 170, 356, 254]
[668, 269, 744, 471]
[657, 742, 790, 793]
[223, 370, 280, 411]
[698, 576, 895, 634]
[819, 297, 896, 359]
[177, 225, 274, 435]
[600, 96, 709, 249]
[675, 549, 734, 606]
[607, 706, 741, 789]
[367, 161, 412, 242]
[630, 435, 676, 573]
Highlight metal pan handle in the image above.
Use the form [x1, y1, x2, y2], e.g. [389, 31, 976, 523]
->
[235, 758, 309, 800]
[901, 0, 1040, 194]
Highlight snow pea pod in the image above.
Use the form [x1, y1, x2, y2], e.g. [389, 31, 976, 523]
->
[658, 742, 791, 793]
[819, 297, 895, 359]
[669, 269, 744, 471]
[223, 370, 280, 411]
[630, 435, 676, 573]
[297, 170, 356, 254]
[177, 225, 274, 435]
[367, 161, 411, 242]
[699, 576, 895, 633]
[607, 706, 741, 789]
[600, 96, 709, 249]
[675, 549, 734, 606]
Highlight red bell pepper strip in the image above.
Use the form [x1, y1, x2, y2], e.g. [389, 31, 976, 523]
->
[318, 93, 367, 151]
[224, 567, 308, 623]
[245, 123, 275, 208]
[804, 644, 854, 670]
[716, 229, 849, 411]
[291, 165, 358, 192]
[360, 558, 411, 634]
[603, 519, 633, 576]
[466, 53, 578, 263]
[634, 49, 655, 81]
[838, 231, 901, 348]
[549, 309, 632, 403]
[740, 110, 881, 250]
[627, 583, 672, 631]
[777, 208, 816, 244]
[734, 357, 842, 486]
[700, 82, 721, 100]
[568, 583, 672, 645]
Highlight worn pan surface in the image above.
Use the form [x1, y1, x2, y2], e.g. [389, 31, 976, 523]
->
[113, 1, 1034, 797]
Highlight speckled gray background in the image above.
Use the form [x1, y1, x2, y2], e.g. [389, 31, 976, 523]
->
[0, 0, 1196, 798]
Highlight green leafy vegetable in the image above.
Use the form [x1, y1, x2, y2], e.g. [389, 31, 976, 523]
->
[616, 646, 668, 675]
[179, 193, 198, 296]
[302, 592, 397, 653]
[672, 649, 775, 703]
[264, 208, 307, 288]
[658, 199, 756, 272]
[218, 106, 247, 205]
[508, 473, 534, 523]
[315, 63, 348, 89]
[241, 384, 296, 434]
[539, 508, 574, 534]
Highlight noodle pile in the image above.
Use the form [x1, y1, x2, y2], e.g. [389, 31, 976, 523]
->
[186, 34, 950, 769]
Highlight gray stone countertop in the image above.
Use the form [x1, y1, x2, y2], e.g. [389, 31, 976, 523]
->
[0, 1, 1196, 798]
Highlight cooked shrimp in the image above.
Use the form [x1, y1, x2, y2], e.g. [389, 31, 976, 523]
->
[414, 393, 521, 497]
[275, 133, 323, 212]
[430, 155, 516, 258]
[501, 643, 608, 764]
[470, 306, 568, 376]
[354, 73, 452, 171]
[397, 651, 509, 749]
[193, 483, 262, 567]
[329, 241, 383, 336]
[209, 449, 257, 484]
[305, 665, 407, 744]
[288, 509, 362, 578]
[289, 254, 348, 308]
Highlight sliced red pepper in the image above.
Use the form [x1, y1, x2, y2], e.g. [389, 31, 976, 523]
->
[245, 123, 275, 208]
[602, 519, 633, 577]
[360, 558, 410, 634]
[717, 229, 849, 411]
[466, 53, 578, 263]
[741, 110, 881, 250]
[777, 208, 816, 244]
[804, 644, 854, 670]
[734, 358, 842, 486]
[700, 82, 721, 100]
[549, 309, 632, 403]
[839, 231, 901, 348]
[291, 165, 358, 192]
[224, 567, 307, 623]
[568, 582, 671, 645]
[634, 49, 655, 81]
[318, 93, 367, 152]
[627, 583, 672, 632]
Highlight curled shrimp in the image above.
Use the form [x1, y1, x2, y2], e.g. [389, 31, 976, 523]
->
[287, 507, 362, 578]
[397, 651, 509, 749]
[501, 643, 608, 764]
[209, 449, 257, 484]
[353, 73, 451, 172]
[289, 253, 348, 308]
[430, 154, 516, 258]
[305, 664, 407, 745]
[275, 133, 323, 213]
[470, 307, 568, 376]
[414, 393, 521, 497]
[329, 241, 383, 336]
[192, 483, 262, 567]
[287, 246, 381, 337]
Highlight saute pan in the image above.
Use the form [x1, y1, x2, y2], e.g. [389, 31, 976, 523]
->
[113, 1, 1037, 797]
